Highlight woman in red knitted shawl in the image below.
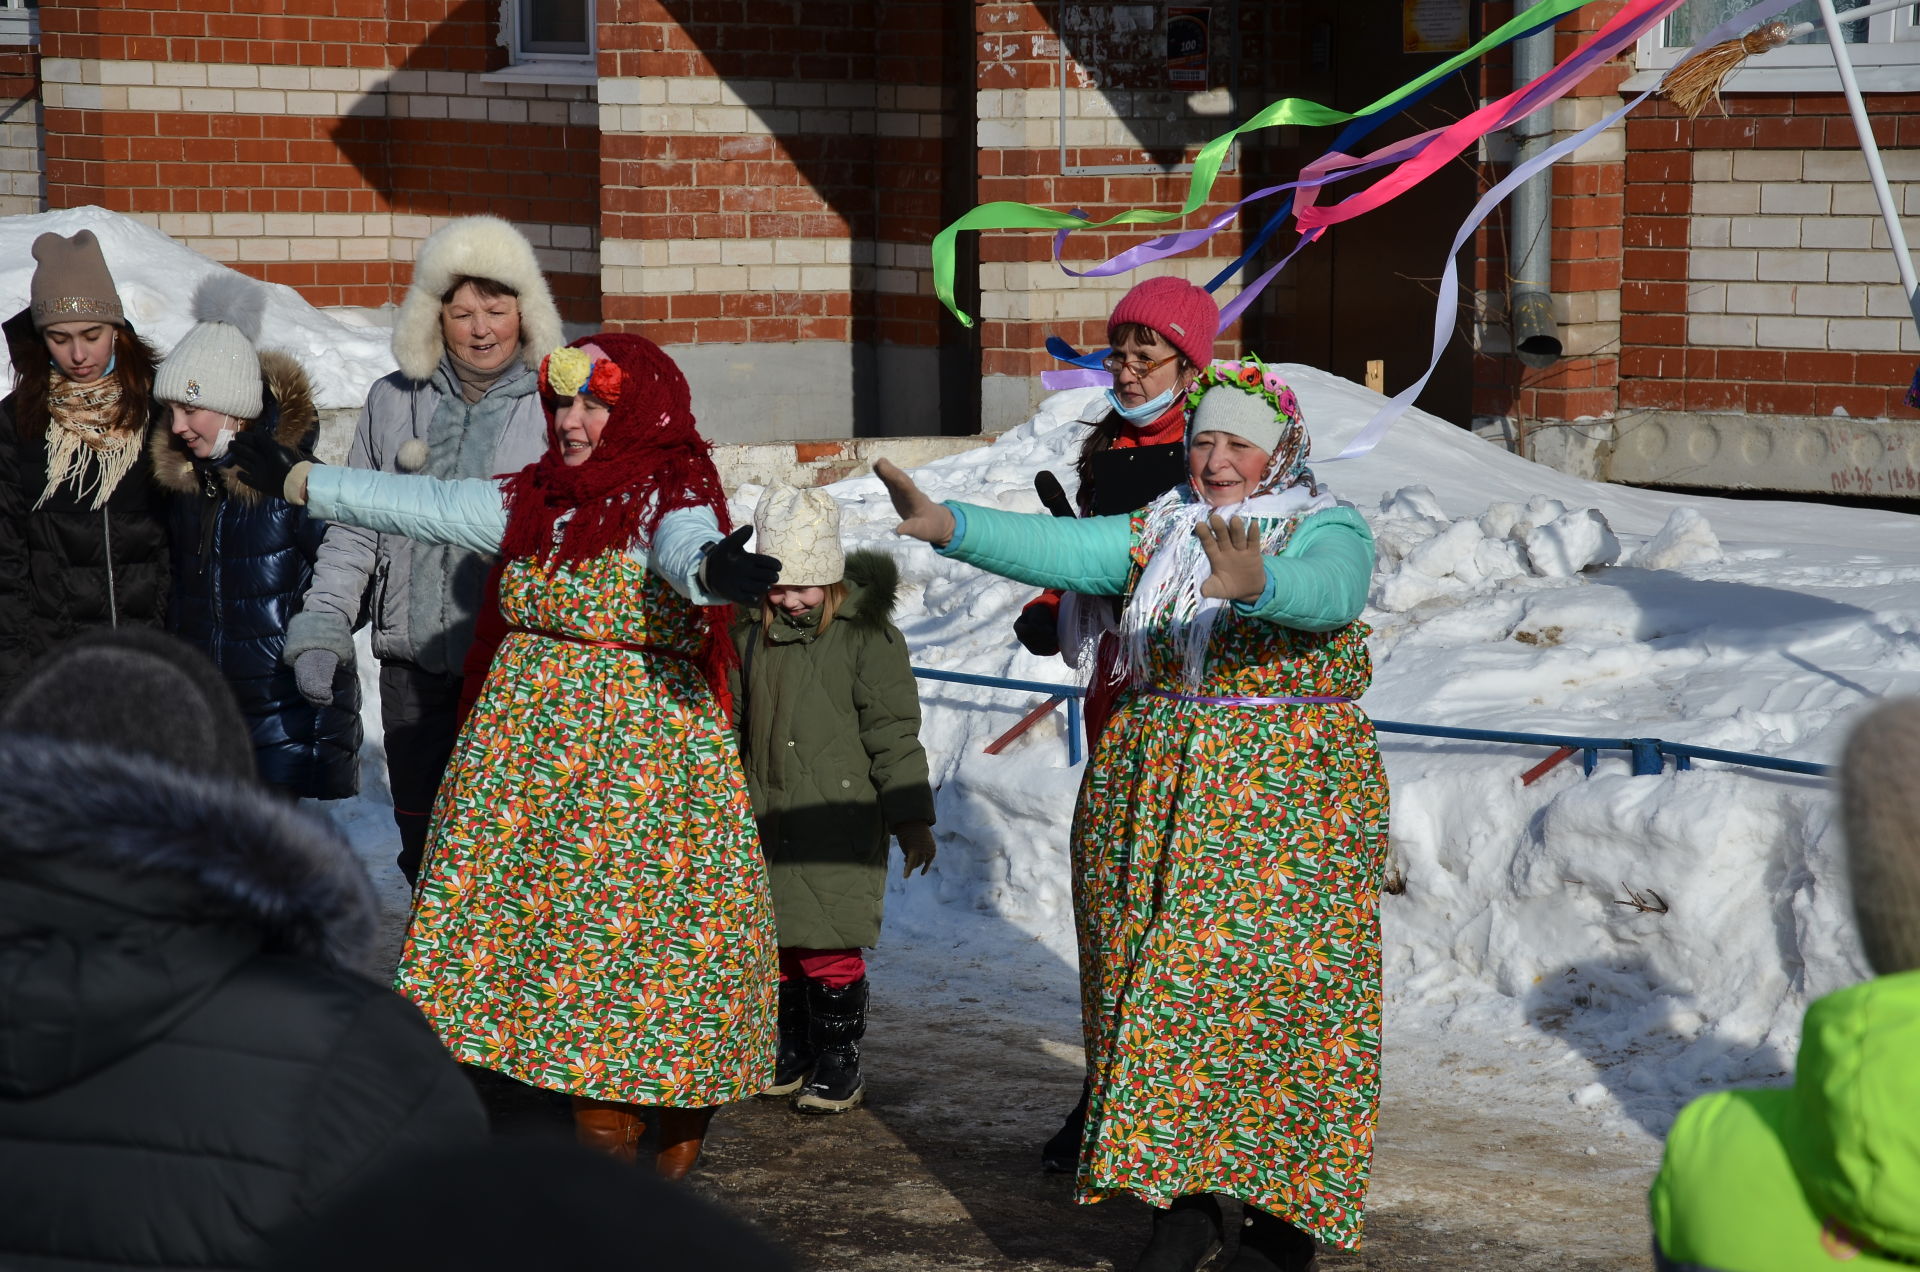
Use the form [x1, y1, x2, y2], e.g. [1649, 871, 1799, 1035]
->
[231, 333, 781, 1180]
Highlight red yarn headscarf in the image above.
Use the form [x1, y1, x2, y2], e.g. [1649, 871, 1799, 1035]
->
[499, 331, 736, 701]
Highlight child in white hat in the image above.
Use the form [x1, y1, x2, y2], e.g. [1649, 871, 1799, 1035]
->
[730, 482, 935, 1114]
[149, 273, 361, 800]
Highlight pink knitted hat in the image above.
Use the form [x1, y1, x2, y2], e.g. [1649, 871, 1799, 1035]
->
[1107, 276, 1220, 368]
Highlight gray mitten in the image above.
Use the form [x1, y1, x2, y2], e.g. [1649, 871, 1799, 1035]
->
[293, 648, 340, 707]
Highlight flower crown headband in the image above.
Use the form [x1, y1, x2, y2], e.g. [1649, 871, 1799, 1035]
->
[1182, 353, 1300, 425]
[539, 345, 625, 406]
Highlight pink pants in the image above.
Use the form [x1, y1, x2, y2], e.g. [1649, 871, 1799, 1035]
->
[778, 947, 866, 988]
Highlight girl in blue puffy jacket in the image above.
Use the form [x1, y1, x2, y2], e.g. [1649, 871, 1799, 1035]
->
[149, 275, 361, 799]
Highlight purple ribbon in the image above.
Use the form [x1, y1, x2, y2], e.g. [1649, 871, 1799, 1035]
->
[1148, 690, 1355, 707]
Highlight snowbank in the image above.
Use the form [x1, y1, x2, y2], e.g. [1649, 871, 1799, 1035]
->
[0, 206, 395, 409]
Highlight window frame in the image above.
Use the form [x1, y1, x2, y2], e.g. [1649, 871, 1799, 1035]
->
[490, 0, 595, 86]
[0, 0, 39, 48]
[1624, 2, 1920, 92]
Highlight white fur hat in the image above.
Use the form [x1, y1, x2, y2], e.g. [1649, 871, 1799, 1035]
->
[753, 483, 845, 587]
[154, 272, 266, 419]
[391, 216, 563, 382]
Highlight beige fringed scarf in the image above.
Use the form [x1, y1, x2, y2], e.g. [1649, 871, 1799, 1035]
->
[37, 371, 140, 511]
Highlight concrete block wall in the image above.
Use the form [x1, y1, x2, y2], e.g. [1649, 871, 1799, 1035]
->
[36, 1, 600, 317]
[0, 48, 39, 217]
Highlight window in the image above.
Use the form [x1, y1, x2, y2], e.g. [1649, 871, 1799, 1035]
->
[0, 0, 39, 48]
[491, 0, 594, 84]
[1629, 0, 1920, 91]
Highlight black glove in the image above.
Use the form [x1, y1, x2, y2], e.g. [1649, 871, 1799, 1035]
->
[702, 527, 782, 607]
[229, 429, 305, 502]
[1013, 600, 1060, 656]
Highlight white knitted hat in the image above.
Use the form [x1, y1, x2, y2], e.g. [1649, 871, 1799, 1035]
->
[154, 273, 266, 419]
[1191, 379, 1284, 455]
[753, 483, 845, 587]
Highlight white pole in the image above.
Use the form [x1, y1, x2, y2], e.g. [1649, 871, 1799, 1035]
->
[1814, 0, 1920, 336]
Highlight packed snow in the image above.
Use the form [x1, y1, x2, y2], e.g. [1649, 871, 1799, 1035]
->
[0, 206, 396, 410]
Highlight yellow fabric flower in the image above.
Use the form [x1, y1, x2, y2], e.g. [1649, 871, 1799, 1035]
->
[542, 346, 592, 399]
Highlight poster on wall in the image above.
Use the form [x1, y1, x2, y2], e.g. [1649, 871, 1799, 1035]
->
[1166, 6, 1210, 90]
[1403, 0, 1470, 53]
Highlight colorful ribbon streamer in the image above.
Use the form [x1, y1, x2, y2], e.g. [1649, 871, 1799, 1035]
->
[931, 0, 1612, 327]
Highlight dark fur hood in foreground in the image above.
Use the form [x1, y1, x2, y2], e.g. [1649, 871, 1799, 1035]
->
[0, 732, 376, 1095]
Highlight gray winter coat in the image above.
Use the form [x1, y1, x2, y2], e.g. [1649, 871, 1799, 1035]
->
[286, 358, 547, 677]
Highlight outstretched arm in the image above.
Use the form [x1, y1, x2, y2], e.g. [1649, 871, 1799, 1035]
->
[304, 465, 509, 555]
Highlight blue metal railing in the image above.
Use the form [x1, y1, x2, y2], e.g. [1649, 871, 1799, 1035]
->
[909, 666, 1829, 779]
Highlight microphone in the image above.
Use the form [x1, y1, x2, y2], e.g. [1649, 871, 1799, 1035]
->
[1034, 470, 1075, 518]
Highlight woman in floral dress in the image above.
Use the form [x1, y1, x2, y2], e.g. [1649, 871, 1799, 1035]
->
[877, 358, 1387, 1272]
[229, 334, 783, 1180]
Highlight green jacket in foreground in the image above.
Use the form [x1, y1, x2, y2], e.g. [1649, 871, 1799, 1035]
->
[729, 550, 935, 950]
[1649, 967, 1920, 1271]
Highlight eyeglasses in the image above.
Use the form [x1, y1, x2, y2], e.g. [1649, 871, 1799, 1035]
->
[1101, 351, 1181, 377]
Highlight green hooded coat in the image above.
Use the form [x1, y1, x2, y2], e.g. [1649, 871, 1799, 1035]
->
[730, 550, 935, 950]
[1650, 967, 1920, 1271]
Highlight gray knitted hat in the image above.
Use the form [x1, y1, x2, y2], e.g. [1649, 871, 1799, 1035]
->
[29, 230, 124, 329]
[0, 627, 256, 784]
[1839, 698, 1920, 975]
[154, 273, 268, 420]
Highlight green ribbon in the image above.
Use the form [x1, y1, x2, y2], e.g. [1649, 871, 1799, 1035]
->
[933, 0, 1602, 326]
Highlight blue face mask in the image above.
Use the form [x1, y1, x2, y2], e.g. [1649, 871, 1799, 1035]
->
[1105, 386, 1176, 424]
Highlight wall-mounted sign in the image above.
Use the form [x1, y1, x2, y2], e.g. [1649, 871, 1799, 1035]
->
[1166, 6, 1210, 90]
[1403, 0, 1470, 53]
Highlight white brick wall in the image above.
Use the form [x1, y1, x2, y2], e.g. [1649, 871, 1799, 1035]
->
[596, 77, 946, 141]
[0, 92, 40, 216]
[1687, 148, 1920, 353]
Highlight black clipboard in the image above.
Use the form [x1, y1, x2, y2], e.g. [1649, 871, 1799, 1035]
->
[1084, 443, 1186, 517]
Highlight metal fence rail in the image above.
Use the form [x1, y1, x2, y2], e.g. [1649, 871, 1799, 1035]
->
[910, 666, 1830, 779]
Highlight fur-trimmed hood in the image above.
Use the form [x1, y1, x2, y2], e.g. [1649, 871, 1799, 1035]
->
[839, 549, 901, 627]
[0, 732, 376, 1096]
[149, 348, 316, 502]
[391, 216, 564, 383]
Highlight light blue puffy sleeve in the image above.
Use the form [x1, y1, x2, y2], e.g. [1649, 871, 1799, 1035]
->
[643, 505, 727, 605]
[305, 466, 507, 555]
[1232, 506, 1376, 632]
[935, 501, 1135, 595]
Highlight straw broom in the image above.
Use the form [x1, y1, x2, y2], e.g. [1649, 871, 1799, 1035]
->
[1662, 0, 1913, 118]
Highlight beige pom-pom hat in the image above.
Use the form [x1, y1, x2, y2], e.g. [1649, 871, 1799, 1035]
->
[753, 483, 846, 587]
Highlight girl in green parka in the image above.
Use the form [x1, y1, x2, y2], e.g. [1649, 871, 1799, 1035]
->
[732, 483, 936, 1115]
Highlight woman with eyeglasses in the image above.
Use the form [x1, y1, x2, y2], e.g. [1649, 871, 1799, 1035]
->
[1016, 276, 1221, 1175]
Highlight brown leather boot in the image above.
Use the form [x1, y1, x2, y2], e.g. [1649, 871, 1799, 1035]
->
[571, 1096, 646, 1164]
[655, 1105, 716, 1181]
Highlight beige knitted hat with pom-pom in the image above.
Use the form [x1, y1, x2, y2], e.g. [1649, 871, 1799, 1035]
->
[154, 272, 268, 419]
[752, 483, 845, 587]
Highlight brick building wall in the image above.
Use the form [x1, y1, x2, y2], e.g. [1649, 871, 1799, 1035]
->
[0, 47, 38, 217]
[36, 0, 600, 316]
[595, 0, 955, 442]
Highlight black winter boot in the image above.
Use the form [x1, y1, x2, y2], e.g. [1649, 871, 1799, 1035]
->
[795, 977, 867, 1114]
[1131, 1194, 1224, 1272]
[759, 979, 814, 1097]
[1222, 1207, 1317, 1272]
[1041, 1079, 1091, 1173]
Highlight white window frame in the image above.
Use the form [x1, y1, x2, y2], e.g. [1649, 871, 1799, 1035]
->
[488, 0, 595, 86]
[0, 0, 39, 48]
[1622, 1, 1920, 92]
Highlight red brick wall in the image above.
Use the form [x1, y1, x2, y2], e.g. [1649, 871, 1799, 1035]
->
[39, 0, 600, 316]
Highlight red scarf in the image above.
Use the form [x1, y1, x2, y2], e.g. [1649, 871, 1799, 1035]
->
[499, 332, 736, 703]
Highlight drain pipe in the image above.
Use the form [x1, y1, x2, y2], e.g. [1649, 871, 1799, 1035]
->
[1510, 0, 1563, 370]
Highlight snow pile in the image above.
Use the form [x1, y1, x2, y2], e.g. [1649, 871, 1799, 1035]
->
[1370, 485, 1623, 613]
[0, 206, 395, 409]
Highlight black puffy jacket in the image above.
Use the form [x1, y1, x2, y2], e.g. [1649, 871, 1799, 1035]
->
[151, 351, 361, 800]
[0, 311, 170, 696]
[0, 731, 487, 1271]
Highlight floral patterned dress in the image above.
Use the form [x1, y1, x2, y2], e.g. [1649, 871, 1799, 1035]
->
[1073, 512, 1389, 1248]
[393, 548, 777, 1107]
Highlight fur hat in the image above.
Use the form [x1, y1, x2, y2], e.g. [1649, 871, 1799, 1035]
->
[753, 483, 845, 587]
[1840, 698, 1920, 976]
[154, 272, 268, 420]
[30, 229, 124, 329]
[0, 627, 256, 785]
[392, 216, 563, 383]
